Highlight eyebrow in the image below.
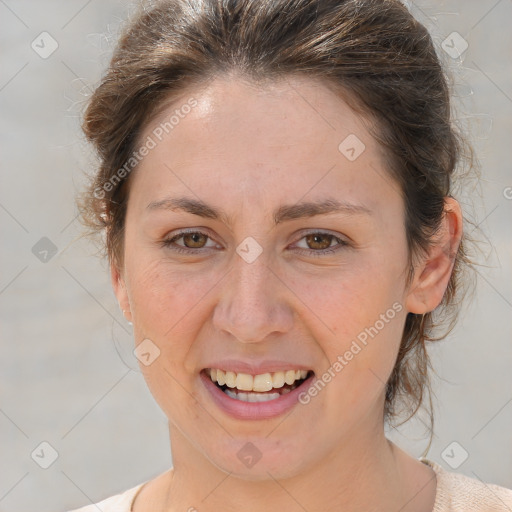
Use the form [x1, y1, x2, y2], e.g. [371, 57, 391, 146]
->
[146, 196, 372, 226]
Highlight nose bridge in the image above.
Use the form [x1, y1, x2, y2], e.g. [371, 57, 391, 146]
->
[213, 249, 292, 343]
[232, 252, 272, 307]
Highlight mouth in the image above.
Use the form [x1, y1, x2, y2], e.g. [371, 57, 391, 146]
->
[205, 368, 313, 402]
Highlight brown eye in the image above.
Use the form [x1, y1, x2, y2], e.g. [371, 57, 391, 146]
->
[181, 232, 208, 248]
[292, 231, 348, 257]
[163, 230, 215, 253]
[305, 233, 334, 250]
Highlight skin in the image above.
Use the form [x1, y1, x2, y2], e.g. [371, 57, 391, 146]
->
[112, 75, 463, 512]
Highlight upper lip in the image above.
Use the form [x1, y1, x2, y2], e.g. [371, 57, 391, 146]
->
[203, 360, 314, 375]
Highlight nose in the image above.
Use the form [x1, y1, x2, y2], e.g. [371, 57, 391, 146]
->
[212, 252, 294, 344]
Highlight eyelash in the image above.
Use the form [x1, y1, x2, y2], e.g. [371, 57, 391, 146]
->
[162, 229, 348, 257]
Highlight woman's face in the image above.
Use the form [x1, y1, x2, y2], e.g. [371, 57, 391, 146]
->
[115, 76, 418, 479]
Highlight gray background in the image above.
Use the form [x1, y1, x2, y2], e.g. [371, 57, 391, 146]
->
[0, 1, 511, 511]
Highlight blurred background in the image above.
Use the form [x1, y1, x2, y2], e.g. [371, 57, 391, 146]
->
[0, 1, 511, 510]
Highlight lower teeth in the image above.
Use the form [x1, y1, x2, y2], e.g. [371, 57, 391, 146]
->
[222, 382, 299, 402]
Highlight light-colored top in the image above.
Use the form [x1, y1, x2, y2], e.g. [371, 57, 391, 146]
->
[68, 459, 512, 511]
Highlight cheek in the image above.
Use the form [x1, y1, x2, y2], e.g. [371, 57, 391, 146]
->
[290, 260, 405, 344]
[124, 259, 215, 419]
[291, 263, 406, 411]
[126, 257, 219, 339]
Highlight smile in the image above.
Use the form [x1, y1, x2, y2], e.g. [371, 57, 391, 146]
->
[207, 368, 311, 402]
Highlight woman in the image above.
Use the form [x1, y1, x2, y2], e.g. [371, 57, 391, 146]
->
[73, 0, 512, 510]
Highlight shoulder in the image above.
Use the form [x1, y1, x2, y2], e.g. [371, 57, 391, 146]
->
[421, 458, 512, 511]
[66, 482, 145, 512]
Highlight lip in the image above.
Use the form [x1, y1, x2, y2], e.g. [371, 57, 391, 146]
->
[200, 369, 315, 420]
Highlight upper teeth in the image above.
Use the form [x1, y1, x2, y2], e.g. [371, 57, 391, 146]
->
[208, 368, 309, 392]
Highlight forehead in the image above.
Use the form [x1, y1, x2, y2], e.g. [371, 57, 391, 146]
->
[130, 76, 400, 215]
[147, 75, 373, 150]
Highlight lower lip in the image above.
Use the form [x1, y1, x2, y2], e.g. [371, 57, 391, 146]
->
[200, 371, 315, 420]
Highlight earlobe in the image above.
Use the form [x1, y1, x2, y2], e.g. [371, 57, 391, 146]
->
[405, 197, 463, 314]
[111, 260, 133, 322]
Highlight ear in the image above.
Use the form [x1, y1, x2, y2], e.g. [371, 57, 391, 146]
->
[405, 197, 463, 314]
[111, 260, 133, 323]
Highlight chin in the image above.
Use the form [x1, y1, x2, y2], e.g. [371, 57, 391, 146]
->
[202, 435, 317, 481]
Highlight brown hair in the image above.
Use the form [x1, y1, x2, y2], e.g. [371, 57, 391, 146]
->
[80, 0, 472, 426]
